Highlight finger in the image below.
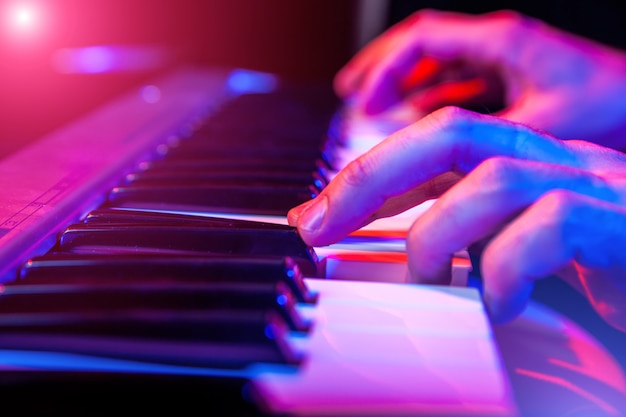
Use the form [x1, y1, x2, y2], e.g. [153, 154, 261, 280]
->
[288, 171, 460, 237]
[359, 10, 541, 114]
[495, 93, 575, 138]
[405, 157, 619, 285]
[481, 190, 626, 328]
[407, 77, 490, 114]
[372, 171, 462, 218]
[289, 107, 580, 247]
[334, 11, 421, 97]
[400, 56, 444, 92]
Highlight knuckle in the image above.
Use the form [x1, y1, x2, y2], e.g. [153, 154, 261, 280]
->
[425, 106, 472, 130]
[412, 8, 442, 23]
[486, 9, 525, 23]
[536, 189, 580, 221]
[485, 9, 540, 49]
[421, 106, 480, 173]
[488, 9, 537, 30]
[510, 124, 528, 155]
[340, 155, 377, 189]
[472, 156, 521, 188]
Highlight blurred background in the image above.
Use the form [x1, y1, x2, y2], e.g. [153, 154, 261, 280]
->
[1, 0, 625, 158]
[0, 0, 358, 158]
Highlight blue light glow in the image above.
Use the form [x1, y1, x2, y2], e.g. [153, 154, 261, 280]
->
[264, 324, 276, 340]
[226, 69, 278, 94]
[276, 294, 288, 306]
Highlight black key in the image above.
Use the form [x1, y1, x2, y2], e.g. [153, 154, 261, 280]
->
[106, 184, 317, 217]
[178, 128, 327, 150]
[205, 89, 337, 130]
[134, 155, 329, 173]
[56, 222, 318, 275]
[134, 158, 331, 183]
[82, 209, 288, 226]
[122, 169, 327, 191]
[0, 279, 310, 332]
[0, 309, 298, 368]
[20, 253, 318, 304]
[160, 142, 324, 162]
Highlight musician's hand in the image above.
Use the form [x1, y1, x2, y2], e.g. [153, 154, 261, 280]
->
[288, 107, 626, 332]
[336, 9, 626, 149]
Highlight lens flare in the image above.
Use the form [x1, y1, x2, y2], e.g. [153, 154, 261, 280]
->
[14, 5, 33, 26]
[2, 1, 43, 41]
[8, 3, 36, 30]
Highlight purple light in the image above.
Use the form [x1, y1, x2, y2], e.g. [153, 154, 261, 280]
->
[52, 45, 168, 74]
[140, 85, 162, 104]
[76, 46, 113, 74]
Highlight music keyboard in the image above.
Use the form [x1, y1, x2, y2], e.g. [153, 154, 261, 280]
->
[0, 67, 516, 415]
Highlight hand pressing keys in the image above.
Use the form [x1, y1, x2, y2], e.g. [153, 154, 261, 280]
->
[335, 9, 626, 150]
[289, 107, 626, 332]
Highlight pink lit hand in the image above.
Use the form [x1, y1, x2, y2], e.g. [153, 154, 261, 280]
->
[336, 9, 626, 149]
[288, 107, 626, 331]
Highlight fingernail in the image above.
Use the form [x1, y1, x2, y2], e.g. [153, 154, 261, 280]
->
[299, 196, 327, 233]
[287, 200, 315, 226]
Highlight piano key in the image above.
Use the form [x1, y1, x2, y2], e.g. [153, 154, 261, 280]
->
[206, 89, 337, 127]
[131, 159, 332, 189]
[0, 67, 517, 416]
[82, 208, 288, 225]
[133, 155, 330, 173]
[0, 278, 310, 333]
[0, 309, 298, 368]
[177, 128, 329, 150]
[122, 169, 327, 191]
[56, 221, 319, 274]
[159, 141, 325, 162]
[0, 278, 517, 416]
[19, 253, 318, 304]
[106, 183, 317, 216]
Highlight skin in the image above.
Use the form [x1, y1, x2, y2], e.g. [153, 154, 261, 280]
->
[335, 9, 626, 150]
[288, 9, 626, 331]
[289, 107, 626, 332]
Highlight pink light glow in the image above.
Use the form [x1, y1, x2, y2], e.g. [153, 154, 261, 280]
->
[2, 1, 42, 39]
[515, 367, 622, 416]
[15, 6, 33, 25]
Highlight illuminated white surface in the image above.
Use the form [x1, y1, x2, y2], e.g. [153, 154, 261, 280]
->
[255, 279, 516, 416]
[0, 279, 515, 416]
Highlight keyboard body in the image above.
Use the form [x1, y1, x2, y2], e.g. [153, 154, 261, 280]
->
[0, 66, 516, 415]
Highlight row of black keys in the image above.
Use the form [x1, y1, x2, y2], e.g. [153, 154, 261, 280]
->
[110, 85, 339, 216]
[0, 87, 338, 414]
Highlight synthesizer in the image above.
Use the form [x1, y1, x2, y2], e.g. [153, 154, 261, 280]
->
[0, 66, 516, 415]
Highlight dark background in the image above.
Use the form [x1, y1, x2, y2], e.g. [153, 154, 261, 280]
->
[388, 0, 626, 49]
